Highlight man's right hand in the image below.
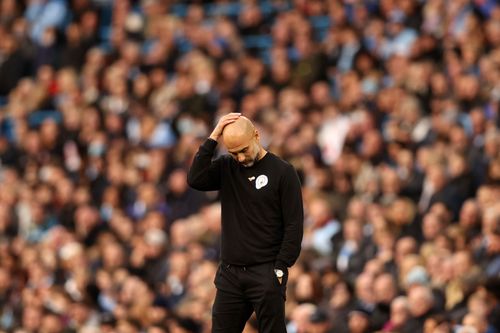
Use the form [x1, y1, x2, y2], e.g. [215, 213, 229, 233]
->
[209, 113, 241, 141]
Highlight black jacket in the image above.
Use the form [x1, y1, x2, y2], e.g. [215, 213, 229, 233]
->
[187, 139, 303, 270]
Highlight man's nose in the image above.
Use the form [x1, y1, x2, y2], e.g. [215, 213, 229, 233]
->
[238, 154, 245, 162]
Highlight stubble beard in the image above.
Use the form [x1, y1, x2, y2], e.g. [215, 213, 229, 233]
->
[241, 150, 260, 168]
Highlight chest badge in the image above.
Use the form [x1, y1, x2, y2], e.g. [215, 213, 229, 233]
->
[255, 175, 268, 189]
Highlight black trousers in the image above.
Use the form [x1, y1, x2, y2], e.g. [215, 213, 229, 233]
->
[212, 261, 288, 333]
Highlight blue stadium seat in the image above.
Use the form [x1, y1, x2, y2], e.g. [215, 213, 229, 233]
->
[310, 15, 331, 30]
[0, 96, 8, 107]
[260, 49, 272, 65]
[310, 16, 331, 41]
[314, 27, 329, 41]
[207, 3, 241, 17]
[28, 110, 62, 127]
[99, 3, 113, 27]
[100, 25, 112, 41]
[243, 35, 273, 49]
[171, 4, 188, 17]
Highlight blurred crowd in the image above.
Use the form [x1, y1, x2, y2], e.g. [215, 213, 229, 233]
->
[0, 0, 500, 332]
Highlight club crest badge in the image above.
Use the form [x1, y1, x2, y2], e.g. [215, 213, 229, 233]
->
[255, 175, 268, 189]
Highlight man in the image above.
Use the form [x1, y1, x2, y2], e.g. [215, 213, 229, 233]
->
[187, 113, 304, 332]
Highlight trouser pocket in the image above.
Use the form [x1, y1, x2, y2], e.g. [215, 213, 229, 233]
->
[269, 263, 287, 300]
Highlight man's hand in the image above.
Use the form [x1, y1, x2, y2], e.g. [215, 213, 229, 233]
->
[209, 113, 241, 141]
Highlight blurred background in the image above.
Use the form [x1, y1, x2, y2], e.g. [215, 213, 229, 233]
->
[0, 0, 500, 332]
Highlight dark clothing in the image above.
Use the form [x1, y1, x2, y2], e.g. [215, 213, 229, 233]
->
[401, 314, 428, 333]
[400, 170, 424, 202]
[401, 308, 436, 333]
[187, 139, 303, 270]
[446, 172, 476, 219]
[212, 262, 287, 333]
[328, 300, 357, 333]
[34, 44, 59, 70]
[292, 53, 328, 90]
[166, 188, 209, 223]
[370, 303, 391, 331]
[330, 234, 377, 284]
[489, 304, 500, 331]
[188, 138, 303, 333]
[427, 182, 466, 218]
[0, 50, 28, 96]
[60, 43, 86, 70]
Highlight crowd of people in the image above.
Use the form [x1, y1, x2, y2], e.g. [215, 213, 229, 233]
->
[0, 0, 500, 332]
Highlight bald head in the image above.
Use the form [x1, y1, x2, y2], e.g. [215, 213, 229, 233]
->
[221, 116, 264, 167]
[222, 116, 256, 150]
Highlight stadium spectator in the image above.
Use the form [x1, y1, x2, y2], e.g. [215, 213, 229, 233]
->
[1, 0, 500, 332]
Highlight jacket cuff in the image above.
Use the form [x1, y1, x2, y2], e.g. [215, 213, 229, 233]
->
[202, 138, 218, 151]
[274, 260, 288, 272]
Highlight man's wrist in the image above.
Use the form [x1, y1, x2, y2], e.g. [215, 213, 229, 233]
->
[274, 260, 287, 272]
[274, 268, 284, 284]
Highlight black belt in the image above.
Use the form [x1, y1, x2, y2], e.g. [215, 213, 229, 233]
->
[221, 261, 273, 271]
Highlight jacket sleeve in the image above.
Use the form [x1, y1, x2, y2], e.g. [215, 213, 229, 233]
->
[275, 164, 304, 270]
[187, 139, 223, 191]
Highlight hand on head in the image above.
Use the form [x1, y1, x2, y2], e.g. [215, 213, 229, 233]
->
[210, 113, 263, 167]
[209, 113, 241, 141]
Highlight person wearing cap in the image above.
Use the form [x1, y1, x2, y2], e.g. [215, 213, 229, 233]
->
[188, 113, 304, 332]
